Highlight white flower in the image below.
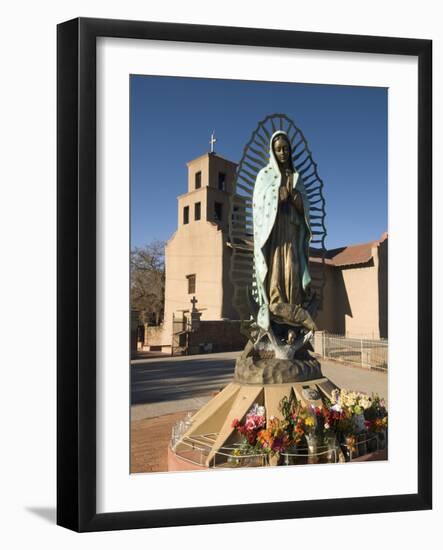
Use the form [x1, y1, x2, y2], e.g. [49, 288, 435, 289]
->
[359, 395, 372, 410]
[249, 403, 265, 417]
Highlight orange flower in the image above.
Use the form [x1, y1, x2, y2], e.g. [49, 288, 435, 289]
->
[257, 429, 274, 450]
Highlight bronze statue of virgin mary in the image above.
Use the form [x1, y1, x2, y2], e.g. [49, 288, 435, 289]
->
[252, 130, 316, 351]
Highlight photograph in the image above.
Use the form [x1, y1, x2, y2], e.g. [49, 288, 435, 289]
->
[0, 0, 436, 543]
[129, 75, 389, 473]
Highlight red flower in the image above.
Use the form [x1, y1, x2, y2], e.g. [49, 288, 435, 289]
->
[295, 424, 304, 435]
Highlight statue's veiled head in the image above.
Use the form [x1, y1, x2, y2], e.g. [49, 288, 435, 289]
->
[270, 131, 293, 170]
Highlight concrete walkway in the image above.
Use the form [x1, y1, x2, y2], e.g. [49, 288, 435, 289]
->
[131, 351, 387, 420]
[321, 361, 388, 404]
[131, 395, 212, 421]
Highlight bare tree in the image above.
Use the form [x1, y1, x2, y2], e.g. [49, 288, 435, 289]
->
[130, 241, 165, 326]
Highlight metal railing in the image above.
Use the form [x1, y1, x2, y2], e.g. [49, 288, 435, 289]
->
[315, 332, 388, 371]
[171, 314, 191, 356]
[170, 430, 386, 469]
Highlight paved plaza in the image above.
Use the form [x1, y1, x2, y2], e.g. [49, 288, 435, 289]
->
[131, 411, 185, 473]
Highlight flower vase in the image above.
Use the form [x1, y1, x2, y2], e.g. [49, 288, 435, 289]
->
[326, 434, 339, 463]
[306, 434, 319, 464]
[268, 454, 279, 467]
[244, 454, 266, 468]
[227, 455, 241, 467]
[344, 435, 359, 461]
[366, 432, 378, 452]
[357, 433, 368, 457]
[353, 413, 366, 433]
[378, 429, 387, 450]
[281, 445, 294, 466]
[290, 440, 309, 465]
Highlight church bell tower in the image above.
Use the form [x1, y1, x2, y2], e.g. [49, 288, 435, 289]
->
[162, 144, 239, 346]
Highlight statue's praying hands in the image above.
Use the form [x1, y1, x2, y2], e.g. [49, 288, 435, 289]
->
[279, 185, 289, 202]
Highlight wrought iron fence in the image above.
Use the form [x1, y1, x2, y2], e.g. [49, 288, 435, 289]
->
[171, 313, 191, 356]
[314, 332, 388, 371]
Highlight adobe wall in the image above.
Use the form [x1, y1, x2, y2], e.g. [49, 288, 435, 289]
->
[341, 260, 380, 338]
[187, 320, 247, 354]
[162, 221, 225, 345]
[143, 325, 164, 348]
[221, 238, 240, 320]
[314, 245, 385, 339]
[378, 237, 388, 339]
[313, 263, 344, 334]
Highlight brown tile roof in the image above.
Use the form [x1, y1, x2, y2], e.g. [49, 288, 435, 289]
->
[327, 242, 375, 266]
[310, 233, 387, 268]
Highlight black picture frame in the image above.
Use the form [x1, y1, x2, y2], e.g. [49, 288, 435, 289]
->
[57, 17, 432, 532]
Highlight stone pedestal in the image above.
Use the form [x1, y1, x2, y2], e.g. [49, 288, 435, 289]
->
[234, 353, 323, 384]
[170, 352, 339, 469]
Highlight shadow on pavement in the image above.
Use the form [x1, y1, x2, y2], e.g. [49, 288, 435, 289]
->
[131, 356, 236, 405]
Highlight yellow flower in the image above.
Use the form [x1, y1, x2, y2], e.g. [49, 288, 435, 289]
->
[305, 416, 315, 428]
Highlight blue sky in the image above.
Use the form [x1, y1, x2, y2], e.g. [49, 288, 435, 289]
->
[130, 75, 387, 250]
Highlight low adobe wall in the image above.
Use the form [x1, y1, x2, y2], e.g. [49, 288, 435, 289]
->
[143, 325, 165, 349]
[187, 320, 247, 354]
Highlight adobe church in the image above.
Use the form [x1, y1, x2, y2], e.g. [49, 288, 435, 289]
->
[151, 145, 387, 353]
[161, 149, 241, 350]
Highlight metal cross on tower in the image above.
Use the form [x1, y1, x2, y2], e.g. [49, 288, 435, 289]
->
[209, 131, 217, 154]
